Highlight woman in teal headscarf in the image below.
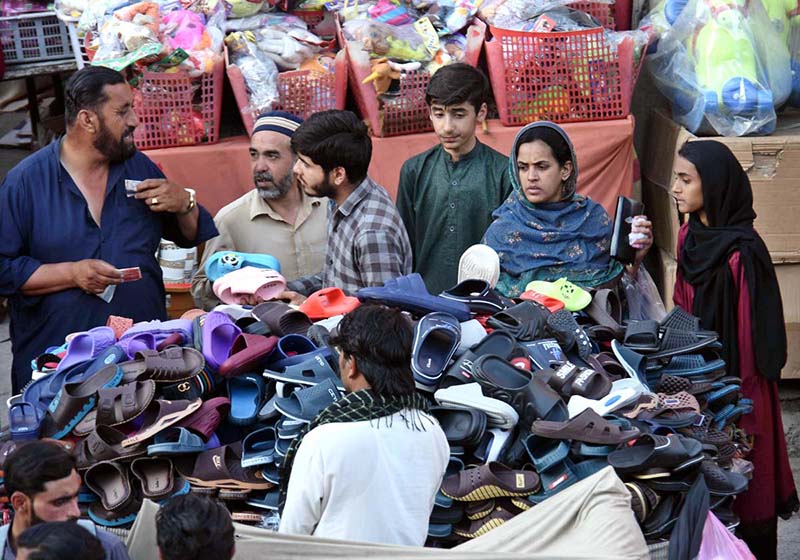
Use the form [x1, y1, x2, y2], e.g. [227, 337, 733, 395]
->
[483, 121, 652, 297]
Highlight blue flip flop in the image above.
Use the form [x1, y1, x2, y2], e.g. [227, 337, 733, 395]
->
[242, 427, 277, 468]
[206, 251, 281, 283]
[525, 434, 578, 504]
[277, 416, 305, 439]
[23, 345, 126, 416]
[228, 373, 266, 426]
[435, 457, 465, 508]
[147, 427, 206, 456]
[265, 353, 343, 389]
[428, 523, 453, 538]
[412, 312, 461, 389]
[9, 401, 41, 441]
[274, 378, 341, 423]
[357, 273, 471, 321]
[652, 354, 726, 377]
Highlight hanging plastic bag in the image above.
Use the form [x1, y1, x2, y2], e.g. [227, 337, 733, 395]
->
[621, 266, 666, 322]
[697, 512, 755, 560]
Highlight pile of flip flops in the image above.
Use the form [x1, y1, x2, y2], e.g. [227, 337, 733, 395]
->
[1, 270, 752, 542]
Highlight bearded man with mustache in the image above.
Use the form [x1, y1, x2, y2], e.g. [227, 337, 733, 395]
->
[191, 111, 327, 309]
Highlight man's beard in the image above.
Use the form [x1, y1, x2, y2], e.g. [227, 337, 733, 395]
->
[304, 173, 337, 199]
[255, 171, 293, 200]
[94, 118, 136, 164]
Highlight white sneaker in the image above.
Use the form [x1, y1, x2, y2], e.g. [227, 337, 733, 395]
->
[458, 244, 500, 288]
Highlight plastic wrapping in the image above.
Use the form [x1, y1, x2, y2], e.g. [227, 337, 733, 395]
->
[621, 266, 666, 322]
[225, 0, 266, 18]
[480, 0, 612, 28]
[644, 0, 791, 136]
[343, 18, 431, 61]
[223, 12, 308, 32]
[226, 31, 280, 111]
[697, 513, 755, 560]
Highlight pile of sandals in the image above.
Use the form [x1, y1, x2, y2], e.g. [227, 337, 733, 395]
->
[0, 272, 752, 541]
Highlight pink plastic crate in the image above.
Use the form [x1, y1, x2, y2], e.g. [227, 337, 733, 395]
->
[225, 46, 348, 135]
[345, 19, 486, 137]
[132, 59, 224, 150]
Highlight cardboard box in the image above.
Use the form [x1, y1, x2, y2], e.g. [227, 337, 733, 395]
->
[649, 247, 677, 313]
[775, 258, 800, 379]
[784, 324, 800, 379]
[642, 178, 683, 259]
[641, 109, 800, 256]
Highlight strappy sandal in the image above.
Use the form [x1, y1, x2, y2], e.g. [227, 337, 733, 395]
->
[74, 425, 147, 470]
[531, 408, 640, 445]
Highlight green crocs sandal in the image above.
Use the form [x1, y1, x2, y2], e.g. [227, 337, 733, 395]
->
[525, 278, 592, 312]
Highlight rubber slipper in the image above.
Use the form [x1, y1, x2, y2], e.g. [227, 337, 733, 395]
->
[160, 368, 217, 403]
[611, 339, 652, 390]
[617, 393, 660, 419]
[524, 436, 579, 502]
[537, 362, 612, 400]
[518, 290, 565, 313]
[274, 436, 291, 458]
[434, 383, 519, 430]
[252, 302, 312, 336]
[656, 374, 713, 396]
[566, 377, 644, 419]
[228, 373, 266, 426]
[647, 328, 720, 361]
[521, 339, 566, 370]
[435, 457, 465, 508]
[623, 320, 660, 352]
[121, 398, 203, 447]
[242, 427, 277, 468]
[532, 408, 640, 445]
[651, 353, 726, 377]
[439, 279, 510, 315]
[638, 391, 701, 428]
[453, 507, 515, 538]
[704, 384, 741, 407]
[174, 442, 271, 491]
[642, 493, 682, 539]
[40, 363, 124, 439]
[357, 273, 472, 321]
[265, 353, 343, 389]
[429, 406, 487, 449]
[412, 312, 461, 389]
[431, 502, 466, 525]
[277, 416, 305, 439]
[299, 287, 360, 320]
[659, 307, 717, 338]
[443, 330, 517, 387]
[607, 433, 702, 474]
[246, 488, 281, 511]
[275, 378, 341, 423]
[78, 380, 157, 435]
[471, 355, 566, 427]
[213, 266, 286, 305]
[74, 425, 147, 470]
[700, 460, 748, 496]
[266, 334, 329, 371]
[486, 301, 549, 341]
[118, 346, 206, 385]
[626, 481, 660, 523]
[258, 393, 280, 423]
[85, 460, 135, 511]
[117, 332, 157, 360]
[147, 426, 206, 456]
[201, 311, 242, 372]
[458, 244, 500, 287]
[584, 289, 624, 337]
[131, 456, 178, 500]
[56, 327, 116, 373]
[465, 499, 495, 521]
[176, 396, 230, 440]
[218, 334, 279, 378]
[205, 251, 281, 282]
[9, 401, 41, 441]
[546, 309, 592, 359]
[441, 462, 540, 501]
[525, 278, 592, 312]
[120, 319, 193, 348]
[485, 428, 513, 463]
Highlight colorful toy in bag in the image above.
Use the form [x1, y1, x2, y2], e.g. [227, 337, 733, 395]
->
[226, 0, 265, 18]
[368, 0, 414, 25]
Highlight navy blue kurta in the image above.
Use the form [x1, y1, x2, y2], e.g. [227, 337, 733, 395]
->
[0, 139, 217, 391]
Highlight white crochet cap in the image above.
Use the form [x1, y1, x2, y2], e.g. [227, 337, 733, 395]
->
[458, 244, 500, 288]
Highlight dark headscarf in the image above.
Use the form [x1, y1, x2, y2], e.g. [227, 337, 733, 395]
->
[678, 140, 786, 380]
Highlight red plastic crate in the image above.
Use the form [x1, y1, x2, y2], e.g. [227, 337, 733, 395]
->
[486, 25, 642, 126]
[568, 1, 616, 30]
[225, 46, 347, 135]
[345, 18, 486, 137]
[132, 59, 224, 150]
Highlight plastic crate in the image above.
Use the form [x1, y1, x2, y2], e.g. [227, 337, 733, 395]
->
[0, 11, 72, 64]
[485, 25, 643, 126]
[568, 1, 616, 30]
[225, 46, 347, 135]
[132, 59, 224, 150]
[59, 15, 92, 69]
[345, 18, 486, 137]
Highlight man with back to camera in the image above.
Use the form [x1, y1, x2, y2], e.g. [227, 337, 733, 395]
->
[280, 110, 412, 303]
[191, 111, 328, 309]
[0, 65, 217, 393]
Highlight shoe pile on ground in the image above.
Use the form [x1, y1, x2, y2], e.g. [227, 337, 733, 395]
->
[1, 273, 752, 541]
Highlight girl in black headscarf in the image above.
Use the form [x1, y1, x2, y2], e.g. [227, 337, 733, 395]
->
[672, 140, 798, 559]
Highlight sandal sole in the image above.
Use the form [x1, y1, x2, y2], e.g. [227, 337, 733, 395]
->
[441, 484, 533, 501]
[453, 517, 509, 538]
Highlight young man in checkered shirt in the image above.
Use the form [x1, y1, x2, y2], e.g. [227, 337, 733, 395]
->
[281, 110, 412, 302]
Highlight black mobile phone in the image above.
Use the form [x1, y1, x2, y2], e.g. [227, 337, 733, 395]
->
[610, 196, 645, 265]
